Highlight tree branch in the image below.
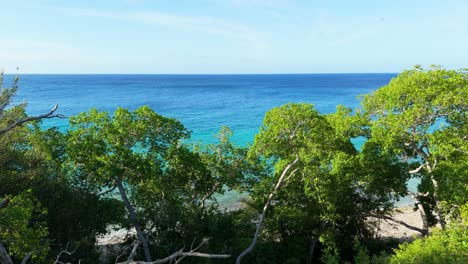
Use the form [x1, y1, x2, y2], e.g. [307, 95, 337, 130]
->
[0, 198, 9, 209]
[97, 184, 117, 196]
[127, 242, 140, 262]
[368, 214, 424, 234]
[0, 104, 65, 135]
[117, 238, 230, 264]
[54, 242, 78, 264]
[200, 182, 220, 208]
[20, 252, 33, 264]
[236, 154, 300, 264]
[409, 164, 425, 174]
[0, 242, 13, 264]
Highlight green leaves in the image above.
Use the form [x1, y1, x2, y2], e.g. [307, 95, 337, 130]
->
[391, 226, 468, 264]
[362, 65, 468, 158]
[248, 102, 408, 256]
[251, 103, 332, 161]
[67, 106, 189, 187]
[362, 65, 468, 221]
[0, 190, 49, 262]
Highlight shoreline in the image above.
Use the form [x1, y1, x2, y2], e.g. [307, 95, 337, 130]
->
[97, 204, 423, 247]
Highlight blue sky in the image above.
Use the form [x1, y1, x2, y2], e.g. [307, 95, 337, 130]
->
[1, 0, 467, 73]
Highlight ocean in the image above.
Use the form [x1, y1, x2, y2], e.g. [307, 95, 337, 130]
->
[7, 73, 415, 205]
[11, 74, 395, 144]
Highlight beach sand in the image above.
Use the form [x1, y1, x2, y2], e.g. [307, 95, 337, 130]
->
[97, 205, 425, 246]
[371, 206, 424, 241]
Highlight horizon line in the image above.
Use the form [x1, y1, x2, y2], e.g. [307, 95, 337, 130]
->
[3, 72, 398, 75]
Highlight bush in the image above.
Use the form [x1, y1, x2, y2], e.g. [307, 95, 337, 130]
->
[390, 227, 468, 264]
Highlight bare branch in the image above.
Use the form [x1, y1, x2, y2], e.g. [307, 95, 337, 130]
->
[236, 154, 300, 264]
[200, 182, 220, 208]
[98, 184, 117, 196]
[115, 244, 132, 264]
[0, 242, 13, 264]
[0, 104, 65, 136]
[0, 198, 9, 209]
[127, 242, 140, 262]
[116, 238, 230, 264]
[20, 252, 33, 264]
[284, 168, 299, 182]
[54, 242, 78, 264]
[368, 214, 424, 234]
[409, 164, 425, 174]
[407, 191, 429, 236]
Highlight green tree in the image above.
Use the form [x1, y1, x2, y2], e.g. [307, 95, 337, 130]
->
[362, 65, 468, 232]
[0, 73, 62, 136]
[66, 106, 189, 262]
[67, 107, 251, 263]
[0, 191, 49, 263]
[0, 73, 64, 263]
[390, 226, 468, 264]
[130, 126, 258, 262]
[237, 103, 407, 263]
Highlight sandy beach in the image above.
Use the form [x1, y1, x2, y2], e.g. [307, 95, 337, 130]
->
[371, 206, 424, 241]
[97, 205, 425, 247]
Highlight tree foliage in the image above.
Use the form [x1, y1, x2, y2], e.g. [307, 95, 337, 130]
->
[390, 226, 468, 264]
[362, 65, 468, 229]
[241, 103, 408, 262]
[0, 66, 467, 263]
[0, 191, 49, 262]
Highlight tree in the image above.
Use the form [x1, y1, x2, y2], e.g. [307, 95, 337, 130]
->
[0, 191, 49, 263]
[362, 65, 468, 231]
[237, 103, 407, 263]
[66, 106, 189, 262]
[67, 107, 252, 263]
[131, 126, 260, 261]
[0, 73, 63, 136]
[1, 73, 66, 263]
[390, 226, 468, 263]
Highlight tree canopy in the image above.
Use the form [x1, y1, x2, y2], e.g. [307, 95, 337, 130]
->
[1, 66, 467, 263]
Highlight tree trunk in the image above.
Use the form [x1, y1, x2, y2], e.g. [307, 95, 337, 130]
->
[305, 238, 317, 264]
[423, 160, 446, 230]
[408, 192, 429, 236]
[0, 243, 13, 264]
[236, 156, 299, 264]
[430, 176, 446, 230]
[116, 179, 152, 262]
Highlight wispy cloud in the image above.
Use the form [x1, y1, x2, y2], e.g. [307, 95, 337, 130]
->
[63, 7, 269, 49]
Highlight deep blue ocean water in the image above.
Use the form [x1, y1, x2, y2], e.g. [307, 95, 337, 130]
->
[10, 74, 395, 145]
[7, 73, 416, 205]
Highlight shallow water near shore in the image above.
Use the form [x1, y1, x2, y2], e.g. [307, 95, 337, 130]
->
[8, 73, 415, 206]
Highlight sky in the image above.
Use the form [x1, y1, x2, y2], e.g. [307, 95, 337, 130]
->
[1, 0, 467, 74]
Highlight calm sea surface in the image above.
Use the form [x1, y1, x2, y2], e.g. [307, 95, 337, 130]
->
[7, 73, 416, 205]
[11, 74, 395, 144]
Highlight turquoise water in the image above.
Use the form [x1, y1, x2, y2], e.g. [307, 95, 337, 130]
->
[11, 74, 394, 145]
[8, 73, 415, 205]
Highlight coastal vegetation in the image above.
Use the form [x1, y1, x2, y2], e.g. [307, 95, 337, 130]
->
[0, 66, 467, 263]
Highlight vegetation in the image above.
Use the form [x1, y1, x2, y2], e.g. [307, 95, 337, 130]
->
[0, 66, 466, 263]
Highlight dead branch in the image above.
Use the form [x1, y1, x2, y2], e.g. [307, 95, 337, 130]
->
[0, 198, 9, 209]
[0, 104, 65, 135]
[54, 242, 78, 264]
[200, 182, 220, 208]
[409, 164, 424, 174]
[127, 242, 140, 262]
[368, 214, 424, 234]
[115, 244, 132, 264]
[236, 154, 300, 264]
[20, 252, 32, 264]
[98, 184, 117, 196]
[0, 243, 13, 264]
[117, 238, 230, 264]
